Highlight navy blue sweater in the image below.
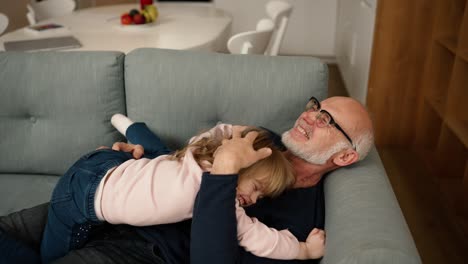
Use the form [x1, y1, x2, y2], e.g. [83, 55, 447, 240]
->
[127, 123, 325, 264]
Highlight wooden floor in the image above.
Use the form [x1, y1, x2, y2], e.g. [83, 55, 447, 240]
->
[327, 64, 468, 264]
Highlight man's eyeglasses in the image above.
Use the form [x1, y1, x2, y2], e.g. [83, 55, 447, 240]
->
[305, 97, 355, 150]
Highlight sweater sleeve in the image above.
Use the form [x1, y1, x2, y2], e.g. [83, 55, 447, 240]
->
[191, 172, 239, 264]
[236, 202, 300, 260]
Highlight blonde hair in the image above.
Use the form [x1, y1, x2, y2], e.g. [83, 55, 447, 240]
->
[172, 127, 295, 198]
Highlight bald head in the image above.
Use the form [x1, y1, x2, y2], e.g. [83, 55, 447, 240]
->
[320, 96, 374, 160]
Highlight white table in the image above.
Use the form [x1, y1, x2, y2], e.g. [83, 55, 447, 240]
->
[0, 3, 232, 53]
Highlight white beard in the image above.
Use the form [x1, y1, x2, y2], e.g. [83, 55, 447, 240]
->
[281, 131, 348, 165]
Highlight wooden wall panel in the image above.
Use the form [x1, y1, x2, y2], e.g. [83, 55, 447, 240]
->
[463, 160, 468, 218]
[367, 0, 436, 147]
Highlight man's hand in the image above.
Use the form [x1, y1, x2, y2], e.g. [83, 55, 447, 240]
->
[211, 126, 272, 175]
[96, 142, 145, 159]
[297, 228, 325, 259]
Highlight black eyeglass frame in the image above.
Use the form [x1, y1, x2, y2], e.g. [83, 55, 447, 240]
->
[306, 97, 356, 150]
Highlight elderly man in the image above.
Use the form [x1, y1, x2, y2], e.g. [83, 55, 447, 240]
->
[0, 96, 373, 264]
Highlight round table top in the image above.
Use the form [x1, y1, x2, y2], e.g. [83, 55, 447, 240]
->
[0, 3, 232, 53]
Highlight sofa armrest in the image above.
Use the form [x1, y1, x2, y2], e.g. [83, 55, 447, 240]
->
[322, 147, 421, 264]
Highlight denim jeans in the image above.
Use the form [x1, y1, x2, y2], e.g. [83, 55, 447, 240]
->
[1, 123, 172, 263]
[40, 149, 133, 264]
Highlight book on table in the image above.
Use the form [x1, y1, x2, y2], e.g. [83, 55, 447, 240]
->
[3, 36, 82, 52]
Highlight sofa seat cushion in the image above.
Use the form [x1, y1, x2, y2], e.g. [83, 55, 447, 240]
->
[0, 174, 58, 215]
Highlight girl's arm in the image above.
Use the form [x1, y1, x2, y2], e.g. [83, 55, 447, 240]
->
[190, 174, 325, 264]
[236, 202, 299, 259]
[236, 204, 325, 260]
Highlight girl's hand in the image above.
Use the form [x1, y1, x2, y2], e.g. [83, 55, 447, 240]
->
[211, 126, 272, 175]
[303, 228, 326, 259]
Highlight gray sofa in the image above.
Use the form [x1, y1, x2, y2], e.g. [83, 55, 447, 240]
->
[0, 48, 420, 263]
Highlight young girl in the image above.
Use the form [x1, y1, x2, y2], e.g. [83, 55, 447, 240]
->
[40, 114, 325, 263]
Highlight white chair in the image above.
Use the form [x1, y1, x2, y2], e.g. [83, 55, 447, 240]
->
[227, 18, 275, 55]
[0, 13, 8, 35]
[26, 5, 36, 26]
[27, 0, 76, 25]
[265, 0, 293, 56]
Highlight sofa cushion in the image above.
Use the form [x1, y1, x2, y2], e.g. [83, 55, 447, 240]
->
[0, 51, 126, 175]
[0, 174, 58, 215]
[124, 48, 328, 149]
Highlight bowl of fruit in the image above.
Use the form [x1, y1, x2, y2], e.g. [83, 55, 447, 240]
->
[119, 4, 158, 29]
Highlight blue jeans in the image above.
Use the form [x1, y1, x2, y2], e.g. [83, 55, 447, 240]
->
[1, 122, 172, 263]
[40, 149, 133, 263]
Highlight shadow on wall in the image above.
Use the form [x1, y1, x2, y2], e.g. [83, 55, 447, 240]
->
[0, 0, 30, 33]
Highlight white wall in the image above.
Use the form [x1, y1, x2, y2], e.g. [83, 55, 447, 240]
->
[335, 0, 377, 104]
[214, 0, 337, 56]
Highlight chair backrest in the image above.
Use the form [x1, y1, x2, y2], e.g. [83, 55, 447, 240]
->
[265, 0, 293, 56]
[26, 5, 36, 26]
[0, 13, 8, 35]
[227, 18, 275, 55]
[27, 0, 76, 25]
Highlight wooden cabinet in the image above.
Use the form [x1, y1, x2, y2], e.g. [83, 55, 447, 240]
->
[367, 0, 468, 232]
[417, 0, 468, 216]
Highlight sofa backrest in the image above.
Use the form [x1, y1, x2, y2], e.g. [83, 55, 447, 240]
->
[124, 48, 328, 149]
[0, 48, 327, 174]
[0, 51, 126, 175]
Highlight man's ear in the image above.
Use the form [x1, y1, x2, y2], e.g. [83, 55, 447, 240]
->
[332, 149, 359, 167]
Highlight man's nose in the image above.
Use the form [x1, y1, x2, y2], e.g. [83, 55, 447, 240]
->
[302, 110, 318, 125]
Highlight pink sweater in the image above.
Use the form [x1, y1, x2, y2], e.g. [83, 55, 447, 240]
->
[94, 124, 300, 259]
